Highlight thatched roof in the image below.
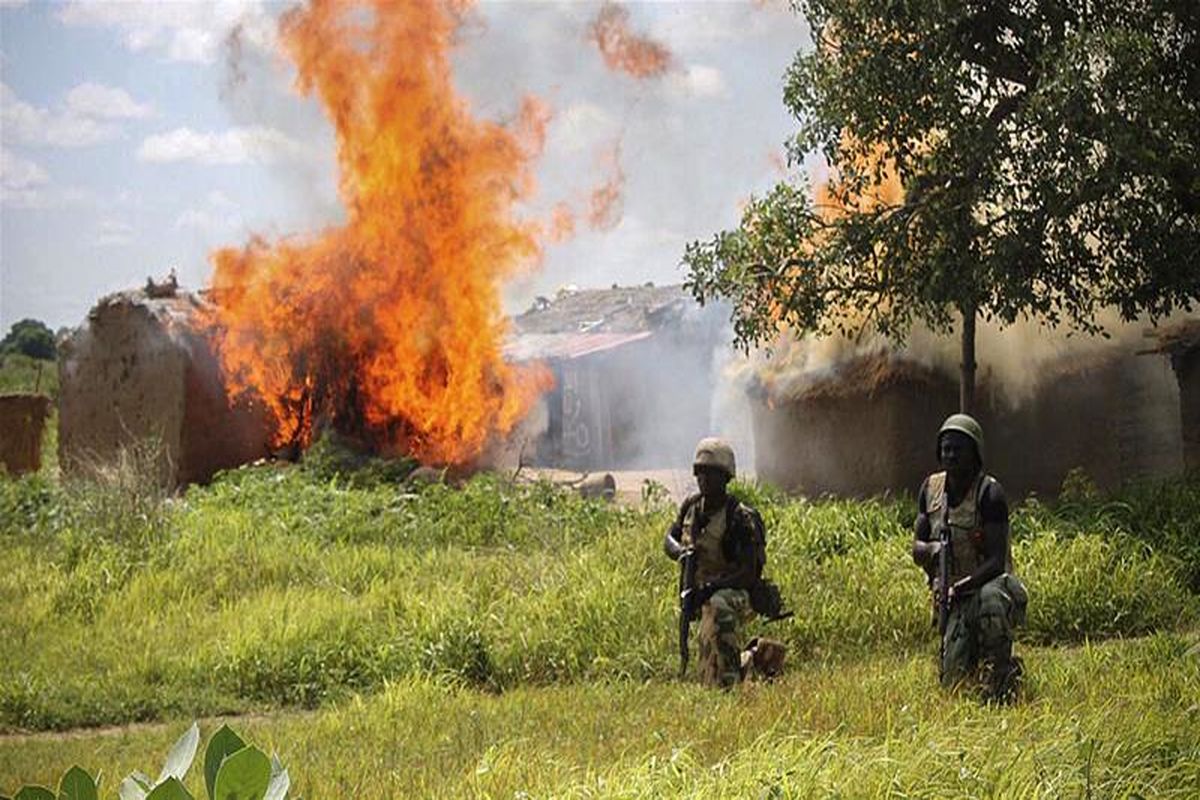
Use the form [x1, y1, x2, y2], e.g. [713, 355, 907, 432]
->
[512, 284, 692, 335]
[86, 286, 207, 333]
[762, 351, 953, 404]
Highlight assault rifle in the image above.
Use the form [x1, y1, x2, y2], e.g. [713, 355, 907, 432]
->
[677, 546, 713, 678]
[936, 503, 953, 682]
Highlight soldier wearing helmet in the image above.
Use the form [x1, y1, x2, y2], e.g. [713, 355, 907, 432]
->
[912, 414, 1028, 701]
[663, 437, 769, 687]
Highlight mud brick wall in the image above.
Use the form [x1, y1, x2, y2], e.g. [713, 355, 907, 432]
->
[0, 394, 52, 475]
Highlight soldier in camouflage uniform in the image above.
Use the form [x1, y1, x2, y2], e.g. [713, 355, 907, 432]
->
[913, 414, 1028, 701]
[663, 438, 766, 688]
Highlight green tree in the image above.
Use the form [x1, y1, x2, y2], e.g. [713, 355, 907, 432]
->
[0, 318, 57, 361]
[685, 0, 1200, 412]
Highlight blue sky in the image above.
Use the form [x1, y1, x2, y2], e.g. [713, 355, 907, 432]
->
[1, 1, 808, 332]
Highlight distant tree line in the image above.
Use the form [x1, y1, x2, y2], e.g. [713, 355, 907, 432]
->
[1, 318, 56, 361]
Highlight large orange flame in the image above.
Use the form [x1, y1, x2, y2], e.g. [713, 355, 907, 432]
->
[208, 0, 552, 464]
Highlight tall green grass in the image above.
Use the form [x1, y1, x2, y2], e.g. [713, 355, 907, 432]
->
[1, 464, 1196, 733]
[4, 631, 1197, 797]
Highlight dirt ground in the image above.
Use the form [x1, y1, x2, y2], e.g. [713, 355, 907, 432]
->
[522, 467, 700, 505]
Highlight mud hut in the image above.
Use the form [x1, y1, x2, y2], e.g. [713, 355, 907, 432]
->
[0, 393, 52, 475]
[506, 285, 726, 471]
[753, 345, 1182, 499]
[751, 353, 959, 497]
[1145, 319, 1200, 470]
[58, 284, 270, 486]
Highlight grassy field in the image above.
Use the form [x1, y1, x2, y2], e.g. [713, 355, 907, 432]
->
[1, 455, 1198, 796]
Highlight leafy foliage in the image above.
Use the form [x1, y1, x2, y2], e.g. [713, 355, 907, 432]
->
[0, 319, 55, 361]
[685, 1, 1199, 357]
[4, 723, 287, 800]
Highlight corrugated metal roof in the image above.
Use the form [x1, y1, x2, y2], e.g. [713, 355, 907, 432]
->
[504, 331, 653, 362]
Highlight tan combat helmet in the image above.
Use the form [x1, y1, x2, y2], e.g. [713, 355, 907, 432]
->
[938, 413, 984, 463]
[693, 436, 736, 478]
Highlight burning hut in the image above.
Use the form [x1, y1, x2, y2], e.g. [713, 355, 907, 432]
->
[0, 393, 52, 475]
[58, 284, 270, 486]
[753, 344, 1183, 499]
[506, 284, 725, 471]
[1145, 318, 1200, 471]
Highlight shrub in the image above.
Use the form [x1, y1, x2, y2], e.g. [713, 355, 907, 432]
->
[3, 722, 289, 800]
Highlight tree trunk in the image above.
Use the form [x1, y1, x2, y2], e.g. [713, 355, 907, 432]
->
[959, 304, 977, 414]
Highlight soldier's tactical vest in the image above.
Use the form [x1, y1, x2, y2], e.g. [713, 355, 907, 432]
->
[680, 500, 730, 585]
[927, 471, 1013, 584]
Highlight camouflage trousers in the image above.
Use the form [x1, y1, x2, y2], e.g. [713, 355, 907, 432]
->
[941, 573, 1028, 694]
[698, 588, 755, 688]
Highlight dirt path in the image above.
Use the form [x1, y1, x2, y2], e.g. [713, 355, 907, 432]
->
[0, 711, 299, 744]
[522, 467, 698, 505]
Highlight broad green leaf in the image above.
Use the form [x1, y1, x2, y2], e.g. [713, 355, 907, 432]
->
[203, 725, 246, 800]
[57, 766, 97, 800]
[158, 723, 200, 784]
[213, 747, 271, 800]
[145, 778, 194, 800]
[14, 788, 55, 800]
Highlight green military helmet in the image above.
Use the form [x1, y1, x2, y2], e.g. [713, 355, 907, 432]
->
[938, 413, 984, 463]
[693, 436, 736, 478]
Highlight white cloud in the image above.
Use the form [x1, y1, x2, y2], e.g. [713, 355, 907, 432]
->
[57, 1, 277, 65]
[174, 189, 239, 232]
[65, 82, 154, 120]
[1, 146, 47, 190]
[1, 81, 153, 148]
[0, 0, 29, 8]
[137, 126, 307, 165]
[94, 219, 135, 247]
[1, 146, 47, 207]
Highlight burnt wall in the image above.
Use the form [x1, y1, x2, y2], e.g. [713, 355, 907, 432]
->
[985, 353, 1182, 496]
[752, 376, 958, 497]
[1171, 348, 1200, 471]
[753, 351, 1182, 500]
[0, 394, 52, 475]
[59, 294, 270, 487]
[59, 303, 186, 483]
[178, 336, 270, 484]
